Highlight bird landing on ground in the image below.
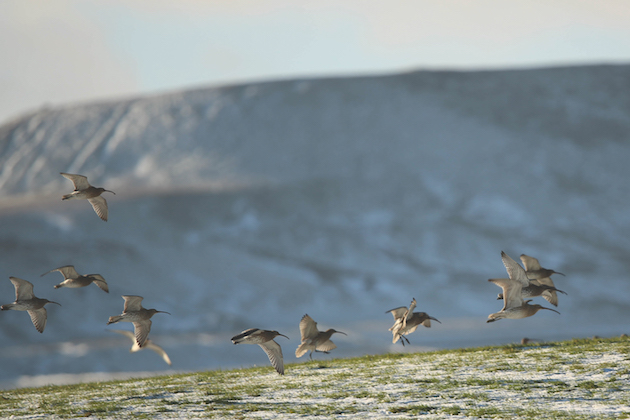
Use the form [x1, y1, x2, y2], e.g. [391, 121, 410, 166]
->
[386, 298, 440, 346]
[295, 314, 346, 360]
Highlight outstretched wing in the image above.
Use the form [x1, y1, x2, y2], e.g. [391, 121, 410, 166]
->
[315, 338, 337, 353]
[259, 340, 284, 375]
[90, 274, 109, 293]
[42, 265, 79, 279]
[501, 251, 529, 287]
[9, 277, 35, 300]
[27, 308, 48, 333]
[88, 196, 108, 221]
[386, 306, 408, 321]
[520, 254, 542, 271]
[489, 278, 524, 311]
[132, 320, 152, 348]
[299, 314, 318, 341]
[122, 295, 144, 312]
[61, 173, 91, 190]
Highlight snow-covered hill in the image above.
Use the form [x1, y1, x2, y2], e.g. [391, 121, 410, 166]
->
[0, 65, 629, 388]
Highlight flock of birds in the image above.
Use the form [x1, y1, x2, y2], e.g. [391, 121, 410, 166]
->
[0, 173, 172, 364]
[0, 173, 568, 376]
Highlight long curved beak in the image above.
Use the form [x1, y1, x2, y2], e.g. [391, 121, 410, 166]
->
[49, 301, 62, 306]
[336, 331, 347, 336]
[106, 190, 116, 195]
[554, 271, 565, 276]
[157, 311, 171, 315]
[541, 307, 560, 315]
[278, 333, 289, 340]
[430, 316, 441, 324]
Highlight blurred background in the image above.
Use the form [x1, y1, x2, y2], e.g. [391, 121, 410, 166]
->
[1, 0, 629, 388]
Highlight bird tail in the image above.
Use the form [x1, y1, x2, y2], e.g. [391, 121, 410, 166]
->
[295, 342, 310, 358]
[107, 315, 123, 325]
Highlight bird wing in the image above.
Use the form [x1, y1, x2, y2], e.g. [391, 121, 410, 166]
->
[259, 340, 284, 375]
[88, 196, 109, 221]
[27, 308, 47, 333]
[295, 341, 311, 358]
[405, 324, 421, 334]
[61, 173, 91, 190]
[145, 341, 172, 365]
[489, 278, 523, 311]
[501, 252, 530, 287]
[315, 338, 337, 353]
[111, 329, 139, 350]
[90, 275, 109, 293]
[534, 276, 560, 306]
[9, 277, 35, 300]
[386, 306, 408, 321]
[536, 276, 555, 288]
[132, 320, 152, 348]
[231, 328, 259, 343]
[42, 265, 78, 279]
[416, 313, 433, 328]
[520, 254, 542, 271]
[406, 298, 417, 319]
[111, 329, 135, 342]
[123, 295, 144, 312]
[299, 314, 318, 341]
[111, 329, 172, 365]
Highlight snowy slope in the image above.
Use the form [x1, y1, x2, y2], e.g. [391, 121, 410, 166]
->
[0, 65, 629, 387]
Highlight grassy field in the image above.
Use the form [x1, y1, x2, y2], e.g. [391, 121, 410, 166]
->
[1, 336, 629, 419]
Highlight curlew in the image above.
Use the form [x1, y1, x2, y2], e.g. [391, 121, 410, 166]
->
[60, 172, 115, 221]
[295, 314, 346, 360]
[231, 328, 289, 375]
[1, 277, 61, 333]
[520, 254, 565, 279]
[41, 265, 109, 293]
[110, 329, 172, 365]
[487, 251, 560, 323]
[494, 278, 567, 307]
[107, 295, 170, 348]
[386, 298, 440, 346]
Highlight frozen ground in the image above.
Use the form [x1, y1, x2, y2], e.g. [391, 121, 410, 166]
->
[2, 338, 629, 419]
[0, 64, 629, 389]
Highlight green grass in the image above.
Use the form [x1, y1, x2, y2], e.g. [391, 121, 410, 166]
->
[1, 336, 629, 419]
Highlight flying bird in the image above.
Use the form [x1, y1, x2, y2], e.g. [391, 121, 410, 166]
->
[107, 295, 170, 348]
[1, 277, 61, 333]
[386, 298, 440, 346]
[231, 328, 289, 375]
[494, 278, 567, 307]
[110, 329, 172, 366]
[520, 254, 565, 279]
[295, 314, 346, 360]
[487, 251, 560, 323]
[41, 265, 109, 293]
[60, 172, 115, 221]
